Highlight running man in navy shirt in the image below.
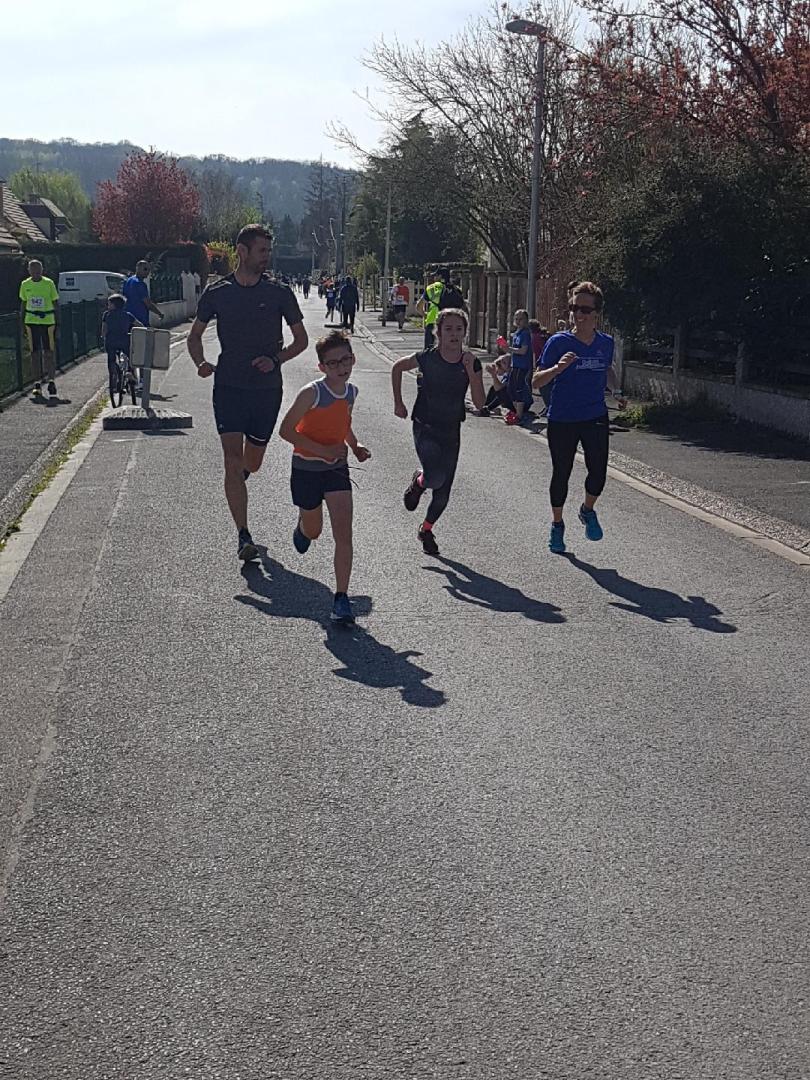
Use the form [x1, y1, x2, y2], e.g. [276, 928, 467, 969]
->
[533, 280, 626, 553]
[187, 224, 308, 562]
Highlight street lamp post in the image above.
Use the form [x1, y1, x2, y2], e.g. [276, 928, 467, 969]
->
[381, 178, 392, 324]
[506, 17, 547, 319]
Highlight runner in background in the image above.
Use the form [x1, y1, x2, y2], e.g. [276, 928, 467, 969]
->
[390, 277, 410, 331]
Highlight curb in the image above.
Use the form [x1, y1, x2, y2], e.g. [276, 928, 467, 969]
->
[356, 317, 810, 563]
[0, 379, 109, 541]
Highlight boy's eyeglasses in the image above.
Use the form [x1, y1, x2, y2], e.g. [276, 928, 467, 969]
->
[569, 304, 597, 315]
[323, 354, 353, 367]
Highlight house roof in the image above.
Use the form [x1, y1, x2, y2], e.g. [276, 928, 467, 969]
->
[0, 189, 49, 243]
[22, 197, 69, 224]
[0, 222, 22, 252]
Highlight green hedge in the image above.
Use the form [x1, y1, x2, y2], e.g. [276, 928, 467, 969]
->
[19, 241, 209, 281]
[0, 255, 27, 313]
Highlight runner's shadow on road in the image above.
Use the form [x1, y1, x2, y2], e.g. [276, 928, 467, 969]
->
[236, 550, 447, 708]
[564, 555, 737, 633]
[424, 556, 566, 624]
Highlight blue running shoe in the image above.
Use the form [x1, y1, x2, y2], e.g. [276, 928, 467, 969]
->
[549, 521, 566, 554]
[293, 523, 311, 554]
[331, 592, 355, 624]
[578, 505, 604, 541]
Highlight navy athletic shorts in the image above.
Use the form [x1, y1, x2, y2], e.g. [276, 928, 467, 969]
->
[290, 462, 352, 510]
[212, 384, 283, 446]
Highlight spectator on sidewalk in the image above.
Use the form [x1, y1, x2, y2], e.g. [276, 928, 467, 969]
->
[504, 309, 533, 425]
[417, 268, 448, 350]
[19, 259, 59, 401]
[123, 261, 165, 330]
[123, 260, 165, 391]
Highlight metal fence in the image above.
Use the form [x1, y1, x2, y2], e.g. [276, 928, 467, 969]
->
[150, 273, 183, 303]
[0, 299, 104, 399]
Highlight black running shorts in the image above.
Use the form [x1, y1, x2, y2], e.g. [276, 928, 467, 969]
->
[27, 324, 55, 353]
[212, 384, 283, 446]
[290, 462, 352, 510]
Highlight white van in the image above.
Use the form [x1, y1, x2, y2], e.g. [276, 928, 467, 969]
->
[58, 271, 126, 305]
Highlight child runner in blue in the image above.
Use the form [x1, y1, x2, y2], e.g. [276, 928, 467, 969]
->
[504, 308, 533, 425]
[533, 281, 627, 553]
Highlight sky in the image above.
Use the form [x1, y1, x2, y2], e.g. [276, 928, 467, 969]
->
[2, 0, 498, 168]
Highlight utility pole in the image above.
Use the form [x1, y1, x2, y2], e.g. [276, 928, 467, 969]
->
[506, 18, 547, 318]
[381, 178, 392, 323]
[335, 178, 347, 275]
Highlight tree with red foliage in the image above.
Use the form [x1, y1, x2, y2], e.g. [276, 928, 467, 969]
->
[575, 0, 810, 156]
[93, 150, 201, 244]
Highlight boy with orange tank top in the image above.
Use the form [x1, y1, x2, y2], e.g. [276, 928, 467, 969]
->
[279, 330, 371, 624]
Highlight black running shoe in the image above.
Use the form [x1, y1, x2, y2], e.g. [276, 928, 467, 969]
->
[31, 382, 43, 400]
[403, 470, 425, 512]
[418, 526, 439, 556]
[47, 381, 57, 398]
[293, 523, 311, 554]
[237, 528, 259, 562]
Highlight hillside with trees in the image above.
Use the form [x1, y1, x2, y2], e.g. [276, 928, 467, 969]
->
[0, 138, 354, 228]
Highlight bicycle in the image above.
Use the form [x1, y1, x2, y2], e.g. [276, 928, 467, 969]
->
[109, 349, 138, 407]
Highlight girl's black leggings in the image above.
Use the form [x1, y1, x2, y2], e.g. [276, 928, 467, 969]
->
[547, 414, 609, 508]
[413, 421, 461, 525]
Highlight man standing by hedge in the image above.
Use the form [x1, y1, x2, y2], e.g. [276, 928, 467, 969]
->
[187, 224, 308, 562]
[123, 259, 165, 391]
[19, 259, 59, 401]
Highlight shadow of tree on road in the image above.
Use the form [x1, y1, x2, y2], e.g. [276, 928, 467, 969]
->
[235, 550, 447, 708]
[424, 556, 566, 624]
[564, 555, 737, 633]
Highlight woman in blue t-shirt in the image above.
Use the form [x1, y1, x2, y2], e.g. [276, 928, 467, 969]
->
[532, 281, 627, 553]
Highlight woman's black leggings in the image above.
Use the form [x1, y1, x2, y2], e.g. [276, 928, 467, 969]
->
[547, 414, 609, 508]
[413, 421, 461, 525]
[484, 384, 514, 411]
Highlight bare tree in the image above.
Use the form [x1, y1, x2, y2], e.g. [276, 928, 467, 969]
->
[344, 1, 581, 270]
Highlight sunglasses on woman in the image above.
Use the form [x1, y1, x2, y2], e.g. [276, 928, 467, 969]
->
[569, 304, 597, 315]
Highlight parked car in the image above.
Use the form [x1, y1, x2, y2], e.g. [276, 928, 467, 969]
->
[58, 271, 126, 305]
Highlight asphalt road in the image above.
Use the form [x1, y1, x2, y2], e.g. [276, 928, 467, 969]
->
[1, 296, 808, 1079]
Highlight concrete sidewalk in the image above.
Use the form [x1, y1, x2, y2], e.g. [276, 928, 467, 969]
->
[355, 306, 810, 555]
[0, 324, 192, 539]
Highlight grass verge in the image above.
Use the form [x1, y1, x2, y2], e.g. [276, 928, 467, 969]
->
[617, 397, 731, 429]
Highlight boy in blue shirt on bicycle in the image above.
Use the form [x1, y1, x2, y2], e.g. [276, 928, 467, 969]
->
[101, 293, 142, 402]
